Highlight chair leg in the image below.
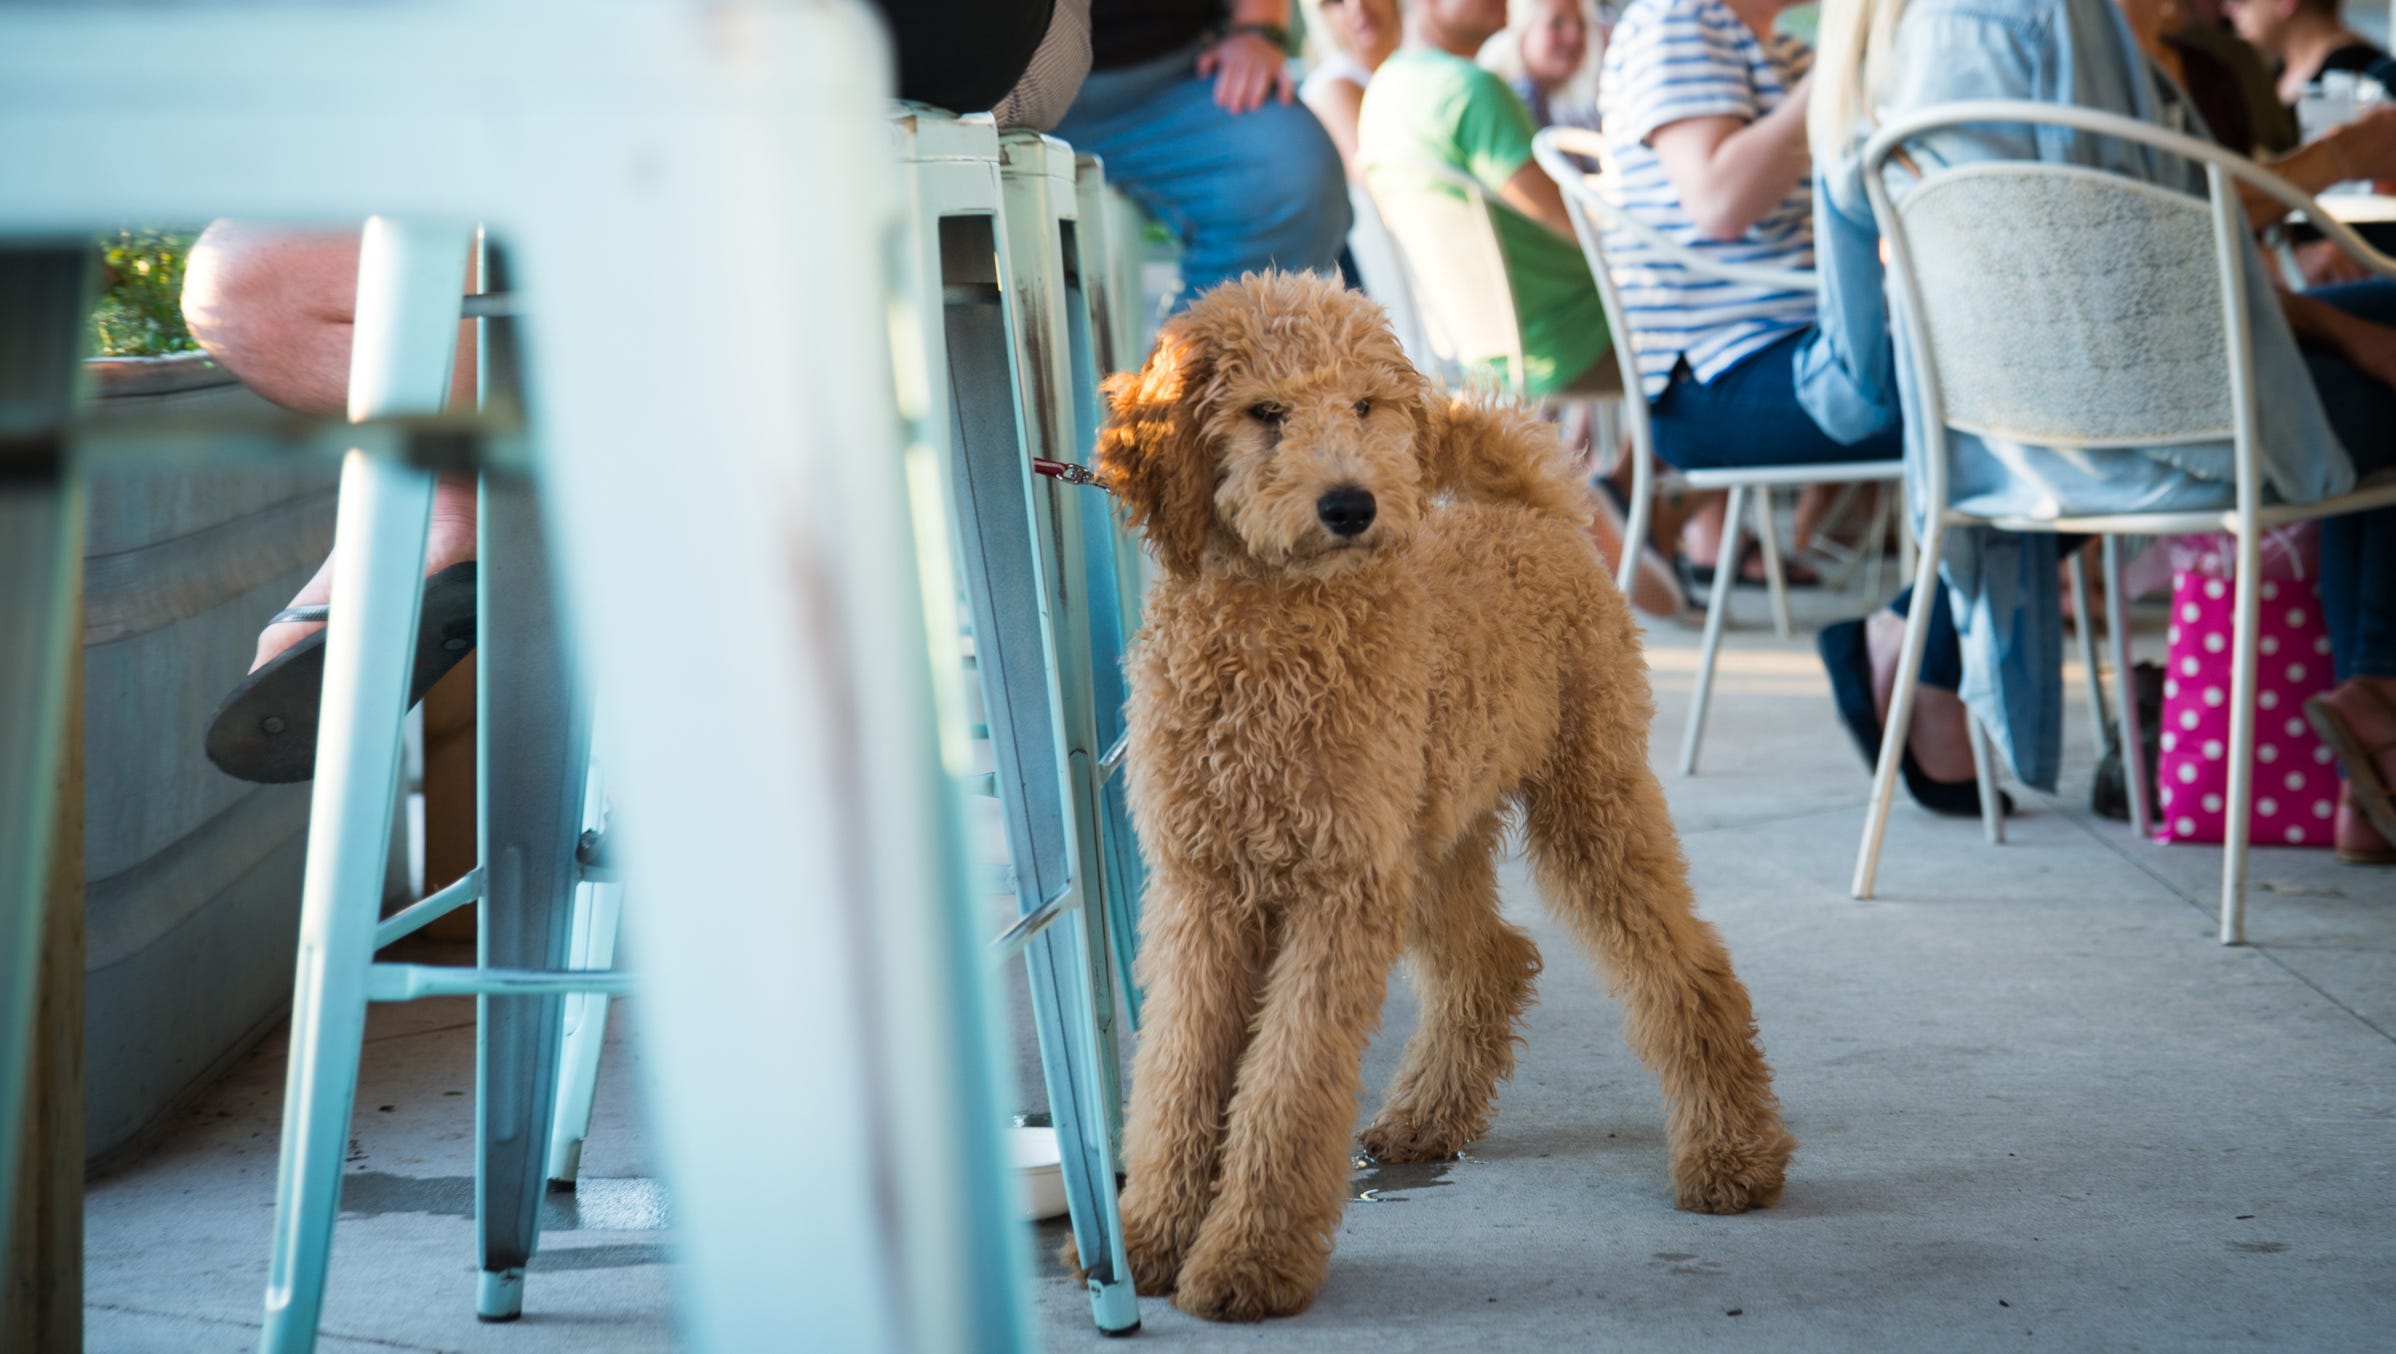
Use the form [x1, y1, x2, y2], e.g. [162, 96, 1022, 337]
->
[1969, 716, 2004, 846]
[2066, 548, 2113, 761]
[1679, 482, 1746, 776]
[259, 450, 436, 1354]
[1751, 485, 1793, 640]
[545, 859, 623, 1188]
[0, 248, 90, 1236]
[1863, 485, 1892, 600]
[1020, 893, 1137, 1330]
[1616, 428, 1654, 602]
[1853, 520, 1949, 899]
[473, 475, 590, 1321]
[2220, 527, 2264, 945]
[261, 216, 464, 1354]
[2102, 537, 2153, 838]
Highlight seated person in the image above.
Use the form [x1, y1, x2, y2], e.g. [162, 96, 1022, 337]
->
[1594, 0, 1901, 596]
[1499, 0, 1604, 133]
[1299, 0, 1401, 176]
[188, 0, 1094, 781]
[1595, 0, 1892, 473]
[1808, 0, 2396, 862]
[2225, 0, 2396, 106]
[1357, 0, 1610, 399]
[1054, 0, 1352, 304]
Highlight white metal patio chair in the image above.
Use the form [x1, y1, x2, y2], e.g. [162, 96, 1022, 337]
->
[1344, 179, 1442, 379]
[1851, 99, 2396, 944]
[1532, 125, 1907, 776]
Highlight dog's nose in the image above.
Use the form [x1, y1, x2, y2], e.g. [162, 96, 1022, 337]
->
[1317, 486, 1377, 537]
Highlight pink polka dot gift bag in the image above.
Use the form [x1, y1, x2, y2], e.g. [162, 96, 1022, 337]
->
[2154, 526, 2342, 847]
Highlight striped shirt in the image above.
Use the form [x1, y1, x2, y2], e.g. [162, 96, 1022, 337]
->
[1596, 0, 1815, 397]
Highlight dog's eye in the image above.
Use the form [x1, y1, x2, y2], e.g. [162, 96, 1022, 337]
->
[1354, 399, 1373, 418]
[1248, 402, 1285, 425]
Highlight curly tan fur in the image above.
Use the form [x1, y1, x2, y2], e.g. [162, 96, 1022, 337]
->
[1077, 273, 1795, 1322]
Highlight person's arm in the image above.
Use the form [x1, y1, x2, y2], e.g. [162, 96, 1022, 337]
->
[2281, 287, 2396, 387]
[1302, 76, 1367, 178]
[1198, 0, 1295, 114]
[1498, 158, 1580, 238]
[2235, 108, 2395, 227]
[1645, 71, 1815, 241]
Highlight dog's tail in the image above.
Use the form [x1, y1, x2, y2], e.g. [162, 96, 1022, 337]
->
[1422, 391, 1596, 526]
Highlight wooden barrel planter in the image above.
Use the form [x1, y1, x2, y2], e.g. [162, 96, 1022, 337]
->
[81, 350, 342, 1168]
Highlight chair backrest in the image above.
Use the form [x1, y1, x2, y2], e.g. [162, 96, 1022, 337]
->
[1852, 100, 2396, 517]
[1343, 179, 1441, 378]
[1358, 153, 1530, 394]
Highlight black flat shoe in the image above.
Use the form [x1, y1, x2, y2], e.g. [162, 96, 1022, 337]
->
[203, 561, 480, 784]
[1816, 617, 2013, 819]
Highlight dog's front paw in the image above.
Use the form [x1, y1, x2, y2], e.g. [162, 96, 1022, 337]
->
[1358, 1107, 1479, 1164]
[1670, 1126, 1796, 1214]
[1171, 1237, 1325, 1323]
[1059, 1193, 1188, 1284]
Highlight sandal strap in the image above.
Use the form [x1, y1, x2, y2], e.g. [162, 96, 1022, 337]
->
[268, 604, 331, 626]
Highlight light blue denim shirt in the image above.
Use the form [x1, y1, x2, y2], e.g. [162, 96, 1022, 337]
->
[1795, 0, 2357, 789]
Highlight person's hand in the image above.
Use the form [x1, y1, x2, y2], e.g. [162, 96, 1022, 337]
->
[2297, 237, 2374, 287]
[1197, 31, 1293, 114]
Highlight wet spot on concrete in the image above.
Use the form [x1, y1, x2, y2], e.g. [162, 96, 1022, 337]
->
[1349, 1152, 1461, 1203]
[2228, 1241, 2289, 1254]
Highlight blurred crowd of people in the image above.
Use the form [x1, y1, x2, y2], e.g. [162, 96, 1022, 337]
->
[183, 0, 2396, 868]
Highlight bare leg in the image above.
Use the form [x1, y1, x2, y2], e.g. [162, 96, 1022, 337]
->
[1865, 608, 1976, 782]
[1361, 815, 1541, 1163]
[1173, 877, 1406, 1321]
[183, 220, 481, 669]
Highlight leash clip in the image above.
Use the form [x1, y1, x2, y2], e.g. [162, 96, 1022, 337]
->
[1030, 457, 1113, 493]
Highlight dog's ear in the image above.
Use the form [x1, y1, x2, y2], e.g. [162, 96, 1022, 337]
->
[1097, 325, 1219, 577]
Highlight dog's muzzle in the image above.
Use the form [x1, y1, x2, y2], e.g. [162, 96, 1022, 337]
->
[1316, 486, 1376, 538]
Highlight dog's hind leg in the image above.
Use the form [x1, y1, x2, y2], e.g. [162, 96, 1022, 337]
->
[1094, 862, 1269, 1295]
[1360, 814, 1542, 1164]
[1519, 700, 1795, 1215]
[1171, 875, 1407, 1322]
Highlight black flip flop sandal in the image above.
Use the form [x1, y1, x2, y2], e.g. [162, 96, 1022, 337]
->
[1816, 617, 2013, 819]
[203, 561, 480, 784]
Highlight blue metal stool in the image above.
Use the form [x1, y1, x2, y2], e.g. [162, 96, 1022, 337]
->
[894, 106, 1140, 1338]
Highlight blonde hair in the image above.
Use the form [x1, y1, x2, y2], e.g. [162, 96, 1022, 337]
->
[1478, 0, 1605, 124]
[1807, 0, 1912, 161]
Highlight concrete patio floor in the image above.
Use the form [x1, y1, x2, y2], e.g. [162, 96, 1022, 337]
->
[84, 582, 2396, 1351]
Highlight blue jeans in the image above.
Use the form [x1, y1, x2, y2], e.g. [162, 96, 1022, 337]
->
[1054, 41, 1350, 309]
[2301, 280, 2396, 680]
[1647, 325, 1907, 471]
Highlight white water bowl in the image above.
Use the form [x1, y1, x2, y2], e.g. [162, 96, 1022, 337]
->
[1009, 1125, 1068, 1221]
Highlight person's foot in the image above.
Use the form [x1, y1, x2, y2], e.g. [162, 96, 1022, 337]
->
[2306, 675, 2396, 845]
[2335, 790, 2396, 865]
[251, 476, 478, 671]
[1866, 609, 1978, 783]
[1587, 482, 1685, 619]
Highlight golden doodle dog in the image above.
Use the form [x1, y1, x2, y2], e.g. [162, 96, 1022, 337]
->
[1069, 272, 1796, 1322]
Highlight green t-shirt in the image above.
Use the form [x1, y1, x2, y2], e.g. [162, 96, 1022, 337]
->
[1357, 47, 1610, 399]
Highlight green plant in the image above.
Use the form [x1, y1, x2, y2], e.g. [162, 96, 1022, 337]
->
[90, 228, 201, 358]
